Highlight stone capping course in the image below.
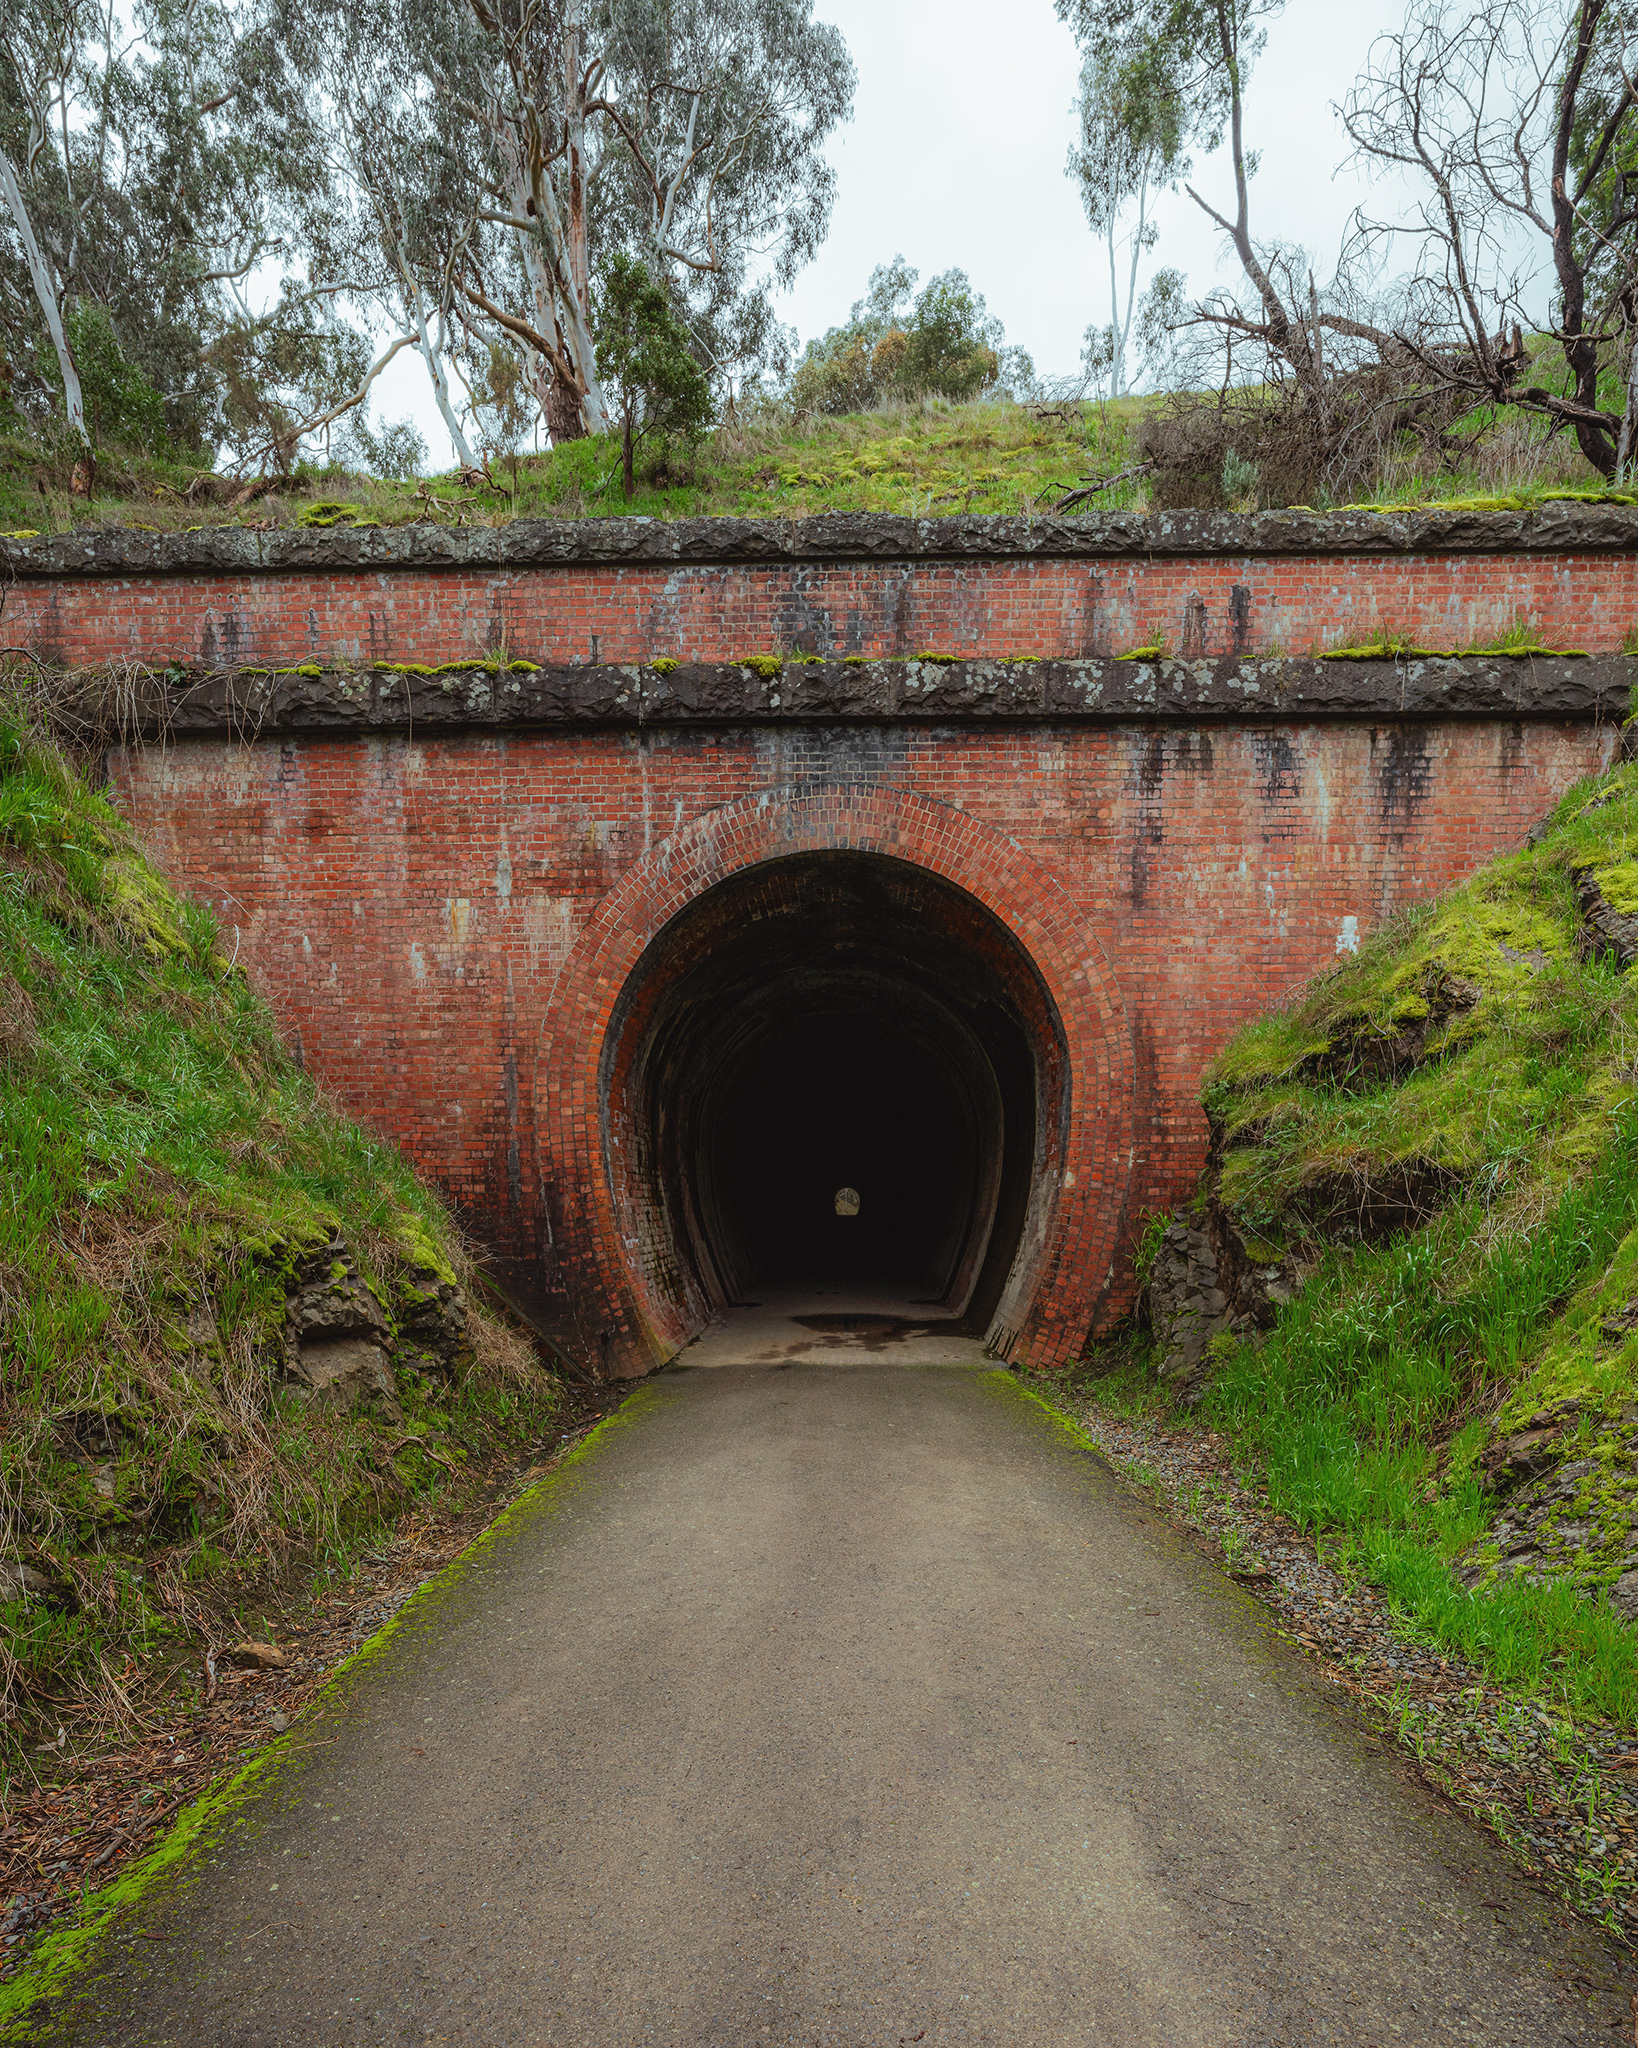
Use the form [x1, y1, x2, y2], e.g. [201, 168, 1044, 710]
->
[90, 652, 1633, 739]
[8, 503, 1638, 579]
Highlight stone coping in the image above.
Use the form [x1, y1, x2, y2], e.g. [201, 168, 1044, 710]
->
[73, 653, 1631, 740]
[7, 504, 1638, 579]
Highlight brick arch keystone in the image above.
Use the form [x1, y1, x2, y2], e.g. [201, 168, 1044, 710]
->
[533, 784, 1134, 1375]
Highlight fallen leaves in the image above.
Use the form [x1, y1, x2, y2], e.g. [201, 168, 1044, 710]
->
[224, 1641, 288, 1671]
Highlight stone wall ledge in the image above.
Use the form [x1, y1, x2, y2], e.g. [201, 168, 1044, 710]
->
[70, 653, 1633, 740]
[9, 503, 1638, 579]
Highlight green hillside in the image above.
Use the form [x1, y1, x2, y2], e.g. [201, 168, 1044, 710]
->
[0, 707, 562, 1754]
[1086, 756, 1638, 1728]
[0, 399, 1143, 538]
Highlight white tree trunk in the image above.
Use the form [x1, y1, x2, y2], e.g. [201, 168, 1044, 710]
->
[1117, 164, 1151, 400]
[0, 144, 87, 441]
[401, 256, 479, 469]
[1106, 219, 1124, 400]
[492, 105, 610, 435]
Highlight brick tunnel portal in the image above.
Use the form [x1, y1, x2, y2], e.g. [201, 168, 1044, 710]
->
[600, 853, 1070, 1350]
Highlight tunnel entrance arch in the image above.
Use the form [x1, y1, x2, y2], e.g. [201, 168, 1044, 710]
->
[602, 852, 1056, 1341]
[535, 786, 1132, 1376]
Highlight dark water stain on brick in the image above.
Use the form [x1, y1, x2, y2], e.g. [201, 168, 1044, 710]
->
[1230, 584, 1252, 655]
[1375, 728, 1435, 828]
[778, 568, 838, 655]
[1252, 733, 1302, 845]
[1128, 733, 1166, 906]
[1081, 568, 1105, 657]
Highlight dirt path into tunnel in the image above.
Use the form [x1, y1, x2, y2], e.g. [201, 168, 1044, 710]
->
[12, 1357, 1634, 2047]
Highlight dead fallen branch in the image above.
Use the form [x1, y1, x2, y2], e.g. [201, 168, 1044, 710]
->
[1053, 461, 1154, 511]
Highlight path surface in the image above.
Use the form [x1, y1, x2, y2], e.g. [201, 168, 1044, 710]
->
[19, 1333, 1634, 2046]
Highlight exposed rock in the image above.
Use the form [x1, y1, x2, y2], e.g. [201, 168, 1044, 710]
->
[1146, 1202, 1300, 1403]
[1289, 1156, 1461, 1245]
[287, 1237, 389, 1343]
[1603, 1301, 1638, 1342]
[1573, 865, 1638, 970]
[1479, 1402, 1581, 1493]
[0, 1562, 74, 1608]
[1300, 967, 1480, 1086]
[394, 1265, 475, 1380]
[283, 1236, 401, 1421]
[1458, 1409, 1638, 1610]
[1147, 1222, 1229, 1403]
[289, 1336, 401, 1419]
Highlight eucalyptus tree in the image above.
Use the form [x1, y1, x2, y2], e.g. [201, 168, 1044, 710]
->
[426, 0, 854, 438]
[274, 0, 483, 466]
[1067, 38, 1187, 398]
[2, 0, 335, 452]
[1055, 0, 1330, 390]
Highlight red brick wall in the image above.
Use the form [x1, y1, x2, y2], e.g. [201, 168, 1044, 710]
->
[15, 549, 1638, 667]
[110, 712, 1613, 1373]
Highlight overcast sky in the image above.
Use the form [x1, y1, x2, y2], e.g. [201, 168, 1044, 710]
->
[376, 0, 1425, 465]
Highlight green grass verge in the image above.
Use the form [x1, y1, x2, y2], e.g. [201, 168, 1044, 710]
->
[1151, 756, 1638, 1726]
[0, 703, 560, 1747]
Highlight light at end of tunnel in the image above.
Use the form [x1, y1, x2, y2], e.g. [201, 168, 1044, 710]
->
[834, 1186, 861, 1218]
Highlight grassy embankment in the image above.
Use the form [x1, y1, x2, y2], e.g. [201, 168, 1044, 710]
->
[2, 363, 1631, 541]
[1049, 759, 1638, 1728]
[0, 708, 562, 1757]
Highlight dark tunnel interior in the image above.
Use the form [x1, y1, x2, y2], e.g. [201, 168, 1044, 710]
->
[601, 853, 1066, 1341]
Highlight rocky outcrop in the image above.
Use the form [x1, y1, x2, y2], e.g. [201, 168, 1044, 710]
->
[1147, 1223, 1230, 1403]
[1146, 1208, 1298, 1404]
[1457, 1400, 1638, 1618]
[1573, 866, 1638, 970]
[283, 1238, 401, 1421]
[280, 1236, 475, 1422]
[393, 1265, 475, 1381]
[1300, 968, 1481, 1086]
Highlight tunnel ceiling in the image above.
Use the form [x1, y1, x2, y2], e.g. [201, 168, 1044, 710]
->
[599, 852, 1070, 1359]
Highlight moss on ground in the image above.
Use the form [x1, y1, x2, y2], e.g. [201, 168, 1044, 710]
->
[0, 399, 1146, 536]
[0, 704, 561, 1757]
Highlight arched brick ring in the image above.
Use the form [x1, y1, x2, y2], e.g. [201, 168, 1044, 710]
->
[533, 783, 1134, 1376]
